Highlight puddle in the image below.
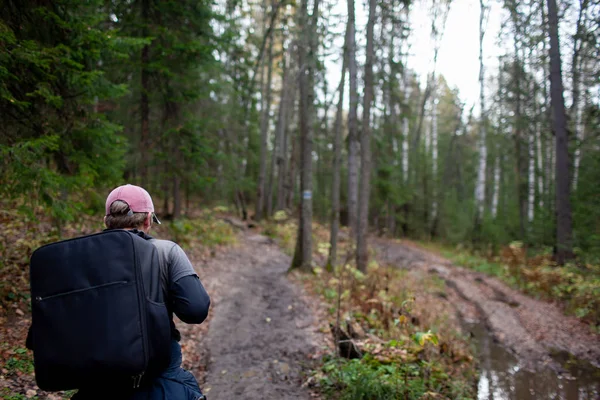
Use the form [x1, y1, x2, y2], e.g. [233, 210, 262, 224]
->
[465, 322, 600, 400]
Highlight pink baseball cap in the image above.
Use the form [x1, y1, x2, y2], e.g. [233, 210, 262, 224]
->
[105, 184, 161, 224]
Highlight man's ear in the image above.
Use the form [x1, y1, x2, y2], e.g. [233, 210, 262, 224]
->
[145, 212, 152, 229]
[103, 215, 108, 228]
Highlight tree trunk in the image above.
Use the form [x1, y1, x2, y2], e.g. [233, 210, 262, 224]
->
[291, 0, 319, 270]
[527, 111, 536, 223]
[571, 0, 588, 192]
[401, 6, 411, 184]
[356, 0, 376, 272]
[256, 32, 274, 221]
[327, 41, 348, 270]
[533, 74, 545, 210]
[279, 55, 298, 211]
[431, 83, 438, 228]
[402, 80, 410, 184]
[286, 98, 298, 210]
[512, 36, 527, 240]
[492, 150, 501, 218]
[572, 90, 585, 191]
[536, 125, 544, 209]
[140, 0, 150, 188]
[475, 0, 487, 222]
[270, 42, 290, 215]
[547, 0, 573, 264]
[346, 0, 359, 238]
[162, 156, 170, 216]
[412, 83, 432, 175]
[424, 106, 431, 155]
[173, 174, 181, 219]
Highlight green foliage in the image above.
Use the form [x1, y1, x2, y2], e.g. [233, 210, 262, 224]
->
[523, 263, 600, 326]
[108, 0, 220, 199]
[5, 348, 34, 375]
[291, 230, 477, 400]
[164, 212, 236, 249]
[413, 330, 439, 346]
[318, 355, 474, 400]
[264, 221, 297, 255]
[573, 135, 600, 261]
[0, 0, 129, 220]
[0, 390, 36, 400]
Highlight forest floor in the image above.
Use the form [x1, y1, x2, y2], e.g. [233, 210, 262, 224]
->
[372, 237, 600, 371]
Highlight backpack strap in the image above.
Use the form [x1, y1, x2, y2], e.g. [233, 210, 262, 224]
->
[147, 238, 170, 300]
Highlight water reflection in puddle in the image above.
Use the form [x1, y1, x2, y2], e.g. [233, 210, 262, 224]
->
[465, 322, 600, 400]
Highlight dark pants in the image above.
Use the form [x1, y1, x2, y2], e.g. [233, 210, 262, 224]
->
[73, 341, 204, 400]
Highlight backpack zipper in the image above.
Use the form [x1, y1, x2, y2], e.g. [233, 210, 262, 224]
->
[132, 372, 144, 388]
[131, 233, 149, 375]
[35, 281, 128, 302]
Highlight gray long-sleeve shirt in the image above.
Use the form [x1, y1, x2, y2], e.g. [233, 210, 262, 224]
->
[150, 239, 211, 340]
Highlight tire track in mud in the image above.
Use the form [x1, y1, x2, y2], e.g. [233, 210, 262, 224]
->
[197, 234, 319, 400]
[372, 238, 600, 371]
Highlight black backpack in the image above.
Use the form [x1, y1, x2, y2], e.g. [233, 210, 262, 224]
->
[28, 230, 172, 391]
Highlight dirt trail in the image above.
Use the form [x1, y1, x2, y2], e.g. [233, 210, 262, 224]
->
[373, 238, 600, 371]
[188, 233, 320, 400]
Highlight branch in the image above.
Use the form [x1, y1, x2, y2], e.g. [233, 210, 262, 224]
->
[247, 0, 286, 104]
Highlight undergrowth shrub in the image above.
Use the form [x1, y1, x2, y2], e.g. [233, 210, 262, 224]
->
[263, 220, 297, 255]
[166, 211, 236, 249]
[319, 355, 473, 400]
[291, 258, 476, 399]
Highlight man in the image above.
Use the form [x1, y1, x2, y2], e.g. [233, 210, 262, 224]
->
[74, 184, 210, 399]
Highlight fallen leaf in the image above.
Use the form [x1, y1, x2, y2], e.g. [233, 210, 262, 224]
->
[279, 362, 290, 374]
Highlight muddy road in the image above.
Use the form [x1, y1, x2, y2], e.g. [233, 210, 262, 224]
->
[373, 238, 600, 399]
[182, 233, 321, 400]
[373, 238, 600, 369]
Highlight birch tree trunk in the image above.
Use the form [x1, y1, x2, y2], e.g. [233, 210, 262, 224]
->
[572, 88, 585, 191]
[535, 92, 545, 209]
[401, 8, 411, 185]
[492, 151, 501, 218]
[528, 112, 536, 223]
[492, 62, 503, 220]
[474, 0, 487, 221]
[431, 87, 438, 224]
[571, 0, 588, 191]
[424, 108, 431, 155]
[356, 0, 376, 272]
[402, 65, 410, 183]
[346, 0, 359, 238]
[547, 0, 573, 264]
